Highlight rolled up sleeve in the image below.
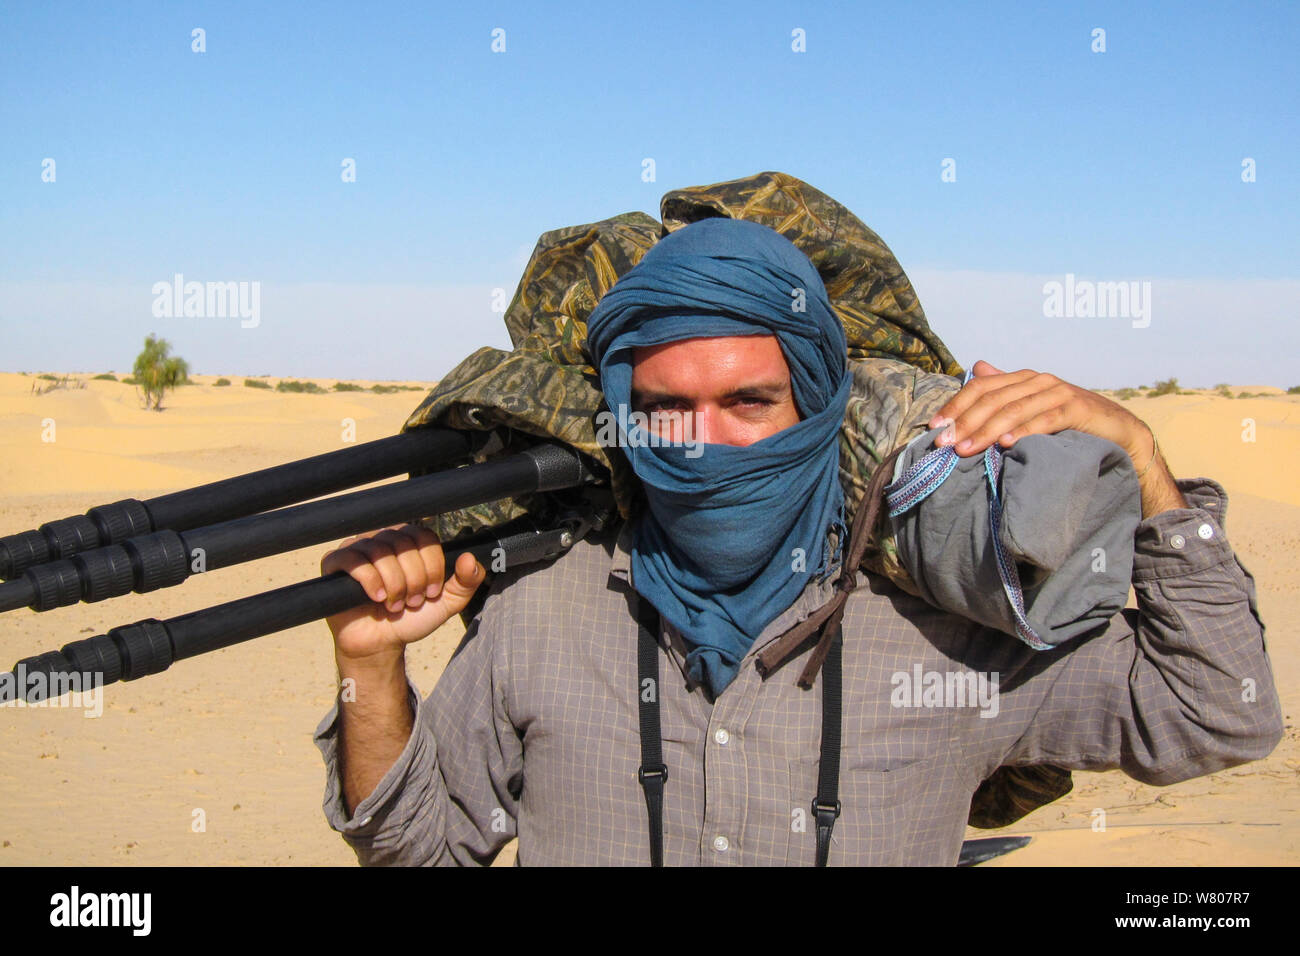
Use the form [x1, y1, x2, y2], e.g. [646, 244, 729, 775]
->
[314, 679, 452, 864]
[314, 610, 523, 865]
[1003, 478, 1283, 784]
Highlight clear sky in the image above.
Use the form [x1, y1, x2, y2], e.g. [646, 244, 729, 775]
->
[2, 0, 1297, 386]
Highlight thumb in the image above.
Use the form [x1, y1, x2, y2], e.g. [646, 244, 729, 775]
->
[435, 552, 487, 615]
[972, 359, 1005, 377]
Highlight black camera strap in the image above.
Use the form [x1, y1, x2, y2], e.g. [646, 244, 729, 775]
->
[635, 597, 842, 867]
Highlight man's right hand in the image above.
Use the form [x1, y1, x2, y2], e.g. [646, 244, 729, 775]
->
[322, 524, 487, 817]
[322, 523, 487, 663]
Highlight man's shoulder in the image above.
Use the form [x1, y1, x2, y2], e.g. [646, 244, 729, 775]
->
[477, 519, 627, 616]
[454, 521, 635, 677]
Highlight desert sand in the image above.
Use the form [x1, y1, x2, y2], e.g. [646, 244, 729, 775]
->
[0, 372, 1296, 866]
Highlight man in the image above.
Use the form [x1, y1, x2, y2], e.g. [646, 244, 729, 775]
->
[314, 218, 1282, 865]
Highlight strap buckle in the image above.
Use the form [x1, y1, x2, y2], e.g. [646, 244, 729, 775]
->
[638, 764, 668, 784]
[812, 798, 841, 821]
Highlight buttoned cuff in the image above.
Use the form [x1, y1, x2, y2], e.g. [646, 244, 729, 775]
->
[1133, 477, 1234, 582]
[314, 678, 431, 838]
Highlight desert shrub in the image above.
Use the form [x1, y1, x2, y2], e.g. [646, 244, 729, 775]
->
[276, 379, 326, 394]
[213, 378, 232, 386]
[244, 378, 272, 390]
[1114, 387, 1138, 400]
[93, 373, 118, 381]
[38, 373, 59, 381]
[32, 374, 85, 394]
[332, 382, 364, 392]
[1214, 384, 1233, 398]
[1149, 377, 1180, 397]
[370, 384, 399, 394]
[1287, 385, 1300, 395]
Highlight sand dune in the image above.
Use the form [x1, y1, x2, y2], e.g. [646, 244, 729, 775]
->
[1, 372, 1296, 866]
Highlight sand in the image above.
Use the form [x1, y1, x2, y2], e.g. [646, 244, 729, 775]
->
[0, 372, 1296, 866]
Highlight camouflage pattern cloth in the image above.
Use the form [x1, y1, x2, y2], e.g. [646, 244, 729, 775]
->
[403, 170, 1071, 830]
[839, 356, 959, 594]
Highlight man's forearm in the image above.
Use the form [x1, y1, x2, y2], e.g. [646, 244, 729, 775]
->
[1131, 422, 1188, 518]
[336, 649, 414, 816]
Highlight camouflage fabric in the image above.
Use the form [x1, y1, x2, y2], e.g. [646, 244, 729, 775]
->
[402, 170, 1071, 830]
[839, 356, 960, 594]
[404, 171, 962, 540]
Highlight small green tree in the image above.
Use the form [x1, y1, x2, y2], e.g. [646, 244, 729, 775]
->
[132, 334, 190, 410]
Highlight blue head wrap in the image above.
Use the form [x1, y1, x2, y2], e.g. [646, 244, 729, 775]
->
[586, 218, 851, 696]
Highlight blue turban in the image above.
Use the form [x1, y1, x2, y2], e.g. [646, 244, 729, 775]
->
[586, 218, 851, 696]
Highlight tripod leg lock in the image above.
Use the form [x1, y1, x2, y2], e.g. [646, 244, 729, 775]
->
[22, 540, 153, 611]
[122, 530, 190, 594]
[77, 545, 137, 603]
[26, 559, 83, 611]
[60, 632, 124, 686]
[110, 620, 174, 681]
[6, 618, 172, 701]
[87, 498, 153, 548]
[39, 515, 100, 565]
[0, 529, 50, 581]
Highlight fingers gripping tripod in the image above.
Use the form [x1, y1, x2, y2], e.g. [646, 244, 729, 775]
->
[1, 429, 607, 702]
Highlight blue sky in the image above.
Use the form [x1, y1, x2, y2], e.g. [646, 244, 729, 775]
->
[2, 0, 1297, 386]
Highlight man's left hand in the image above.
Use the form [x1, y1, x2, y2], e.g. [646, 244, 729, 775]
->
[930, 360, 1151, 463]
[929, 360, 1186, 516]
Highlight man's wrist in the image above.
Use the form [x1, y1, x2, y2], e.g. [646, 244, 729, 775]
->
[335, 648, 411, 720]
[1131, 419, 1159, 478]
[1113, 415, 1187, 518]
[336, 646, 406, 681]
[1138, 454, 1189, 518]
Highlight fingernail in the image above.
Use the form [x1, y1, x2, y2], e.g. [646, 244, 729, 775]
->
[407, 593, 424, 608]
[387, 600, 403, 613]
[375, 588, 387, 601]
[999, 432, 1015, 445]
[426, 583, 440, 599]
[956, 438, 974, 453]
[931, 417, 953, 431]
[937, 426, 956, 446]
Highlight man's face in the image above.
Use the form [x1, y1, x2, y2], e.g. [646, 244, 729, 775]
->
[629, 334, 801, 447]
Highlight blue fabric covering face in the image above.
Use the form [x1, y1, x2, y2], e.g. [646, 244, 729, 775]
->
[586, 218, 851, 696]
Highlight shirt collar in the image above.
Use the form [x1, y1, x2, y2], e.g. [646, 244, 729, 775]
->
[607, 516, 841, 660]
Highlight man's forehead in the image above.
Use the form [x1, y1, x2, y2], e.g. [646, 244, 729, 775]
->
[630, 333, 785, 365]
[629, 334, 792, 397]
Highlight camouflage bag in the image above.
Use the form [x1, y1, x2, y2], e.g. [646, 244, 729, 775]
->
[404, 170, 1071, 829]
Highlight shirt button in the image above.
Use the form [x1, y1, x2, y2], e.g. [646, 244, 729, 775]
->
[1169, 534, 1186, 550]
[714, 728, 730, 746]
[712, 835, 730, 853]
[1197, 523, 1214, 540]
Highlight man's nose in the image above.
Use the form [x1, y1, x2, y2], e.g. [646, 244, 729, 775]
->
[690, 407, 714, 445]
[689, 406, 750, 447]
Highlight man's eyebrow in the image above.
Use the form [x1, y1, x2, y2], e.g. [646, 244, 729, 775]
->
[631, 381, 792, 404]
[719, 381, 791, 400]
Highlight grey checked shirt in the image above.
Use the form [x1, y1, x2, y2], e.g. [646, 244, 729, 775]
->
[315, 477, 1283, 865]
